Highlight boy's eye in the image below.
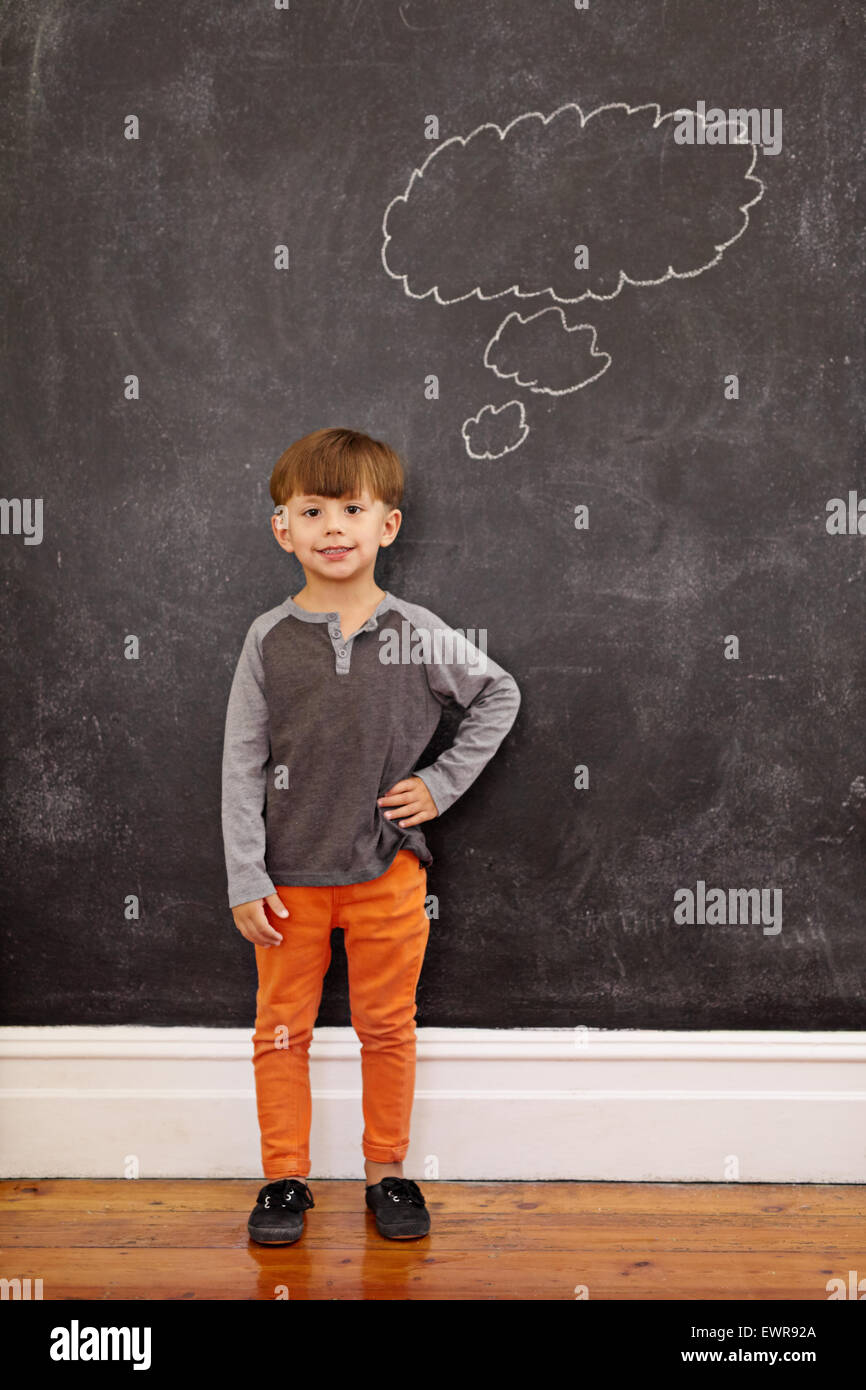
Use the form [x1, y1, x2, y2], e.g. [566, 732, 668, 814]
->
[302, 504, 362, 517]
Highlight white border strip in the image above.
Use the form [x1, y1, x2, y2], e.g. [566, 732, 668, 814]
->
[3, 1028, 865, 1179]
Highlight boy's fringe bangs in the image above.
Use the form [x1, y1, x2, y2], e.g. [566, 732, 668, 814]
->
[270, 428, 404, 511]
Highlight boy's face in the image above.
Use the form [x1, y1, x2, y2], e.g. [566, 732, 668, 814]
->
[271, 488, 402, 583]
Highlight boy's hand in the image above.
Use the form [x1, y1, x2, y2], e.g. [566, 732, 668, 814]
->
[231, 893, 289, 949]
[377, 776, 439, 829]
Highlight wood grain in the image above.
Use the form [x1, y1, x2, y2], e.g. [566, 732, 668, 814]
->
[2, 1180, 864, 1300]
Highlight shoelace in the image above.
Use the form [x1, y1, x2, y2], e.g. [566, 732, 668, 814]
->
[380, 1177, 426, 1207]
[257, 1177, 315, 1211]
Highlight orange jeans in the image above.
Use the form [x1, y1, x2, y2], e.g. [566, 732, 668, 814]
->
[252, 848, 430, 1179]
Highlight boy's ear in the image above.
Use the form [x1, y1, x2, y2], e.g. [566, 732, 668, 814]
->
[379, 506, 402, 547]
[271, 506, 295, 553]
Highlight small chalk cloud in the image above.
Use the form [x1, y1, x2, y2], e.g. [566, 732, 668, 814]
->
[462, 401, 529, 460]
[484, 307, 611, 394]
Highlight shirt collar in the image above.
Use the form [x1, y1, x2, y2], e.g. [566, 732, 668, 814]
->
[284, 591, 393, 629]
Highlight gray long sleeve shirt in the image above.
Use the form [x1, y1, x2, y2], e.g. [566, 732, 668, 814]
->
[221, 591, 521, 907]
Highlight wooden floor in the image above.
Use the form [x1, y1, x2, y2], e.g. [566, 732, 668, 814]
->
[2, 1179, 865, 1300]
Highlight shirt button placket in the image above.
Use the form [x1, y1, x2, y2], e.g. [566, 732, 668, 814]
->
[336, 628, 349, 673]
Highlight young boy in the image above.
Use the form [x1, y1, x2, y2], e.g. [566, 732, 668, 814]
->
[221, 427, 520, 1243]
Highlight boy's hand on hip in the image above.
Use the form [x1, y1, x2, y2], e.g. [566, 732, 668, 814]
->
[231, 893, 289, 948]
[377, 776, 439, 829]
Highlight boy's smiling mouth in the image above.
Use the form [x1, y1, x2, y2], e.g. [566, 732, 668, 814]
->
[317, 546, 354, 557]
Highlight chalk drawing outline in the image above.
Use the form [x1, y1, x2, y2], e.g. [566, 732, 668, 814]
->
[483, 307, 612, 395]
[461, 400, 529, 460]
[381, 100, 766, 307]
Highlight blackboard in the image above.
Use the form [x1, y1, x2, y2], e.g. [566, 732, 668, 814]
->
[1, 0, 864, 1027]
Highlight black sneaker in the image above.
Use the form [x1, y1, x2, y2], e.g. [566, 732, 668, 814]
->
[247, 1177, 315, 1245]
[365, 1176, 430, 1239]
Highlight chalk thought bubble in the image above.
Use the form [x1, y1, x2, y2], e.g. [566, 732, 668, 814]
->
[382, 101, 764, 304]
[462, 401, 528, 460]
[382, 101, 765, 456]
[483, 307, 612, 395]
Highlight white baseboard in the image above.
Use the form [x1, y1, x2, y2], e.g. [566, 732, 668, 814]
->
[1, 1027, 864, 1181]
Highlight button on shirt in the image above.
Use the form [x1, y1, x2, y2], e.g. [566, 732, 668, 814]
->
[220, 591, 521, 907]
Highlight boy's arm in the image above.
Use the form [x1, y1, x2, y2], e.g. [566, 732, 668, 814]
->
[221, 621, 277, 909]
[411, 619, 521, 816]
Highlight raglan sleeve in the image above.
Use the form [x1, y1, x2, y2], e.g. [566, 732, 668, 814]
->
[412, 616, 521, 817]
[221, 620, 277, 910]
